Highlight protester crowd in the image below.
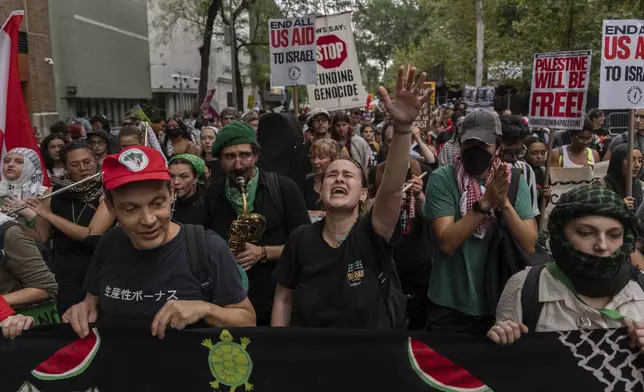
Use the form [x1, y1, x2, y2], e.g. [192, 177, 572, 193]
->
[1, 66, 644, 358]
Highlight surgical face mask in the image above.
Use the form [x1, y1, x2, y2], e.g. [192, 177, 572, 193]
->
[461, 145, 493, 175]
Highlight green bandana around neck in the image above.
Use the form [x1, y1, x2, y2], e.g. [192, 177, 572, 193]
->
[225, 166, 260, 216]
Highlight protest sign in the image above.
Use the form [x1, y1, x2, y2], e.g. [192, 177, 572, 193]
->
[540, 165, 607, 243]
[600, 20, 644, 109]
[529, 50, 592, 130]
[412, 81, 436, 131]
[1, 325, 639, 392]
[269, 15, 317, 86]
[200, 89, 218, 118]
[307, 12, 368, 111]
[461, 85, 495, 112]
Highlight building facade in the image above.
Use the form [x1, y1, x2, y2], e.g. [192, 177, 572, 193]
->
[148, 3, 256, 120]
[0, 0, 58, 133]
[48, 0, 152, 126]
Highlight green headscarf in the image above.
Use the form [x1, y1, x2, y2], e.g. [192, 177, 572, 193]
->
[548, 184, 638, 297]
[169, 154, 206, 185]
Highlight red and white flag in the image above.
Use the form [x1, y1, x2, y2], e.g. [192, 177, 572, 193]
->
[0, 11, 49, 185]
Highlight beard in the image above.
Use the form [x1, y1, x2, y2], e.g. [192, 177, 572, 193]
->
[227, 167, 253, 186]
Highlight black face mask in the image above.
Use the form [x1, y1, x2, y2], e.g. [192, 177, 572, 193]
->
[166, 128, 181, 137]
[461, 146, 494, 175]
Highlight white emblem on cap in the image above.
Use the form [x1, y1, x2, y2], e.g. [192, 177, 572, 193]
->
[118, 148, 149, 172]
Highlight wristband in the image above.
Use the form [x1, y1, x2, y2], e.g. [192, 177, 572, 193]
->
[393, 125, 412, 134]
[260, 246, 267, 263]
[0, 296, 15, 322]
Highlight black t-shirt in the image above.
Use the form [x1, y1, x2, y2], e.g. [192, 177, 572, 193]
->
[301, 175, 322, 211]
[172, 189, 206, 226]
[394, 168, 432, 270]
[273, 211, 399, 329]
[84, 226, 246, 322]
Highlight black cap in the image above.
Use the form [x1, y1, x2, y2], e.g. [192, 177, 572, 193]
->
[459, 110, 502, 145]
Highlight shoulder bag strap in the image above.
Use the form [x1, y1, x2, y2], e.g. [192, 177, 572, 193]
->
[508, 167, 522, 206]
[265, 172, 285, 222]
[521, 264, 546, 333]
[185, 225, 212, 298]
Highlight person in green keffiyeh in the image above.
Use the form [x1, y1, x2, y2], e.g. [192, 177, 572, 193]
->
[489, 184, 644, 344]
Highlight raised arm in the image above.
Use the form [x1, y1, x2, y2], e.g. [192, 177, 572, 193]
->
[372, 66, 431, 242]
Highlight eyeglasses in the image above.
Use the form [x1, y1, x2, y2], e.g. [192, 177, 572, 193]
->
[501, 146, 527, 161]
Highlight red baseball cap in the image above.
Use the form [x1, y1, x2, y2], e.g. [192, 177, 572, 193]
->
[102, 146, 170, 191]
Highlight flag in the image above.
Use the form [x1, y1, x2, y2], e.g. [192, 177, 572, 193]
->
[0, 11, 49, 186]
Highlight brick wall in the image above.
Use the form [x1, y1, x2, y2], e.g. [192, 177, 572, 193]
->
[0, 0, 58, 131]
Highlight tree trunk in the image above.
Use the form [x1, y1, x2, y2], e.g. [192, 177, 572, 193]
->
[198, 0, 221, 113]
[234, 46, 244, 110]
[565, 0, 574, 49]
[475, 0, 484, 87]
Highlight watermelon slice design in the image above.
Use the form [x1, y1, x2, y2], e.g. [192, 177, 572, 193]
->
[31, 328, 101, 381]
[408, 338, 492, 392]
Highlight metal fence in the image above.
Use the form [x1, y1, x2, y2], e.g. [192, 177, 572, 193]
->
[606, 112, 629, 134]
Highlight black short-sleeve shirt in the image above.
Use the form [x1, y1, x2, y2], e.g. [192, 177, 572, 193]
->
[84, 226, 246, 322]
[273, 210, 399, 329]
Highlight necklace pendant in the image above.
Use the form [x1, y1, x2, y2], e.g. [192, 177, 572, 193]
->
[576, 316, 592, 330]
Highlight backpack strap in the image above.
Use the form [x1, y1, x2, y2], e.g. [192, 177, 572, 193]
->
[184, 224, 212, 299]
[184, 224, 249, 298]
[520, 264, 546, 333]
[264, 172, 285, 222]
[508, 167, 522, 206]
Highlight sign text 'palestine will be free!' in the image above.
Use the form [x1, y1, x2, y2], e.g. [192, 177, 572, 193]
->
[307, 13, 368, 112]
[269, 15, 317, 86]
[528, 50, 591, 130]
[600, 20, 644, 109]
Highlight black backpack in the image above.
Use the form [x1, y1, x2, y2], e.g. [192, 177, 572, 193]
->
[521, 264, 644, 332]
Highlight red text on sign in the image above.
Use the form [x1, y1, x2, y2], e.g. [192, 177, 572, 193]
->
[604, 36, 631, 59]
[530, 92, 584, 118]
[270, 27, 316, 48]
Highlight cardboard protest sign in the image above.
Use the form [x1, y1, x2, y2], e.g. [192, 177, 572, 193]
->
[529, 50, 592, 130]
[269, 15, 317, 86]
[307, 12, 368, 111]
[600, 20, 644, 109]
[541, 164, 608, 246]
[412, 81, 436, 131]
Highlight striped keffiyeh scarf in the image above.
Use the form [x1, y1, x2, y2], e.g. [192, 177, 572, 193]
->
[453, 154, 511, 239]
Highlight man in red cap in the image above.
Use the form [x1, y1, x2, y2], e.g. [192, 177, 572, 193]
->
[62, 146, 255, 339]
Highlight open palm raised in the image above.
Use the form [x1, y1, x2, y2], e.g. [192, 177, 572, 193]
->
[377, 65, 432, 132]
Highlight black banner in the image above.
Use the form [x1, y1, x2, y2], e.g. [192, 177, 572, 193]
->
[1, 325, 643, 392]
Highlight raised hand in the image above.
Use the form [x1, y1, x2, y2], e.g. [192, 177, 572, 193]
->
[377, 65, 431, 131]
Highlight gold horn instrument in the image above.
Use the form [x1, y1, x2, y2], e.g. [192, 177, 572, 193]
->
[1, 172, 103, 216]
[227, 176, 266, 254]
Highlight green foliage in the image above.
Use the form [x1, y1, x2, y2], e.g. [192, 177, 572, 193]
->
[380, 0, 644, 93]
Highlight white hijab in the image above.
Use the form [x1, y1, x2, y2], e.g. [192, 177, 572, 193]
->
[0, 147, 48, 200]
